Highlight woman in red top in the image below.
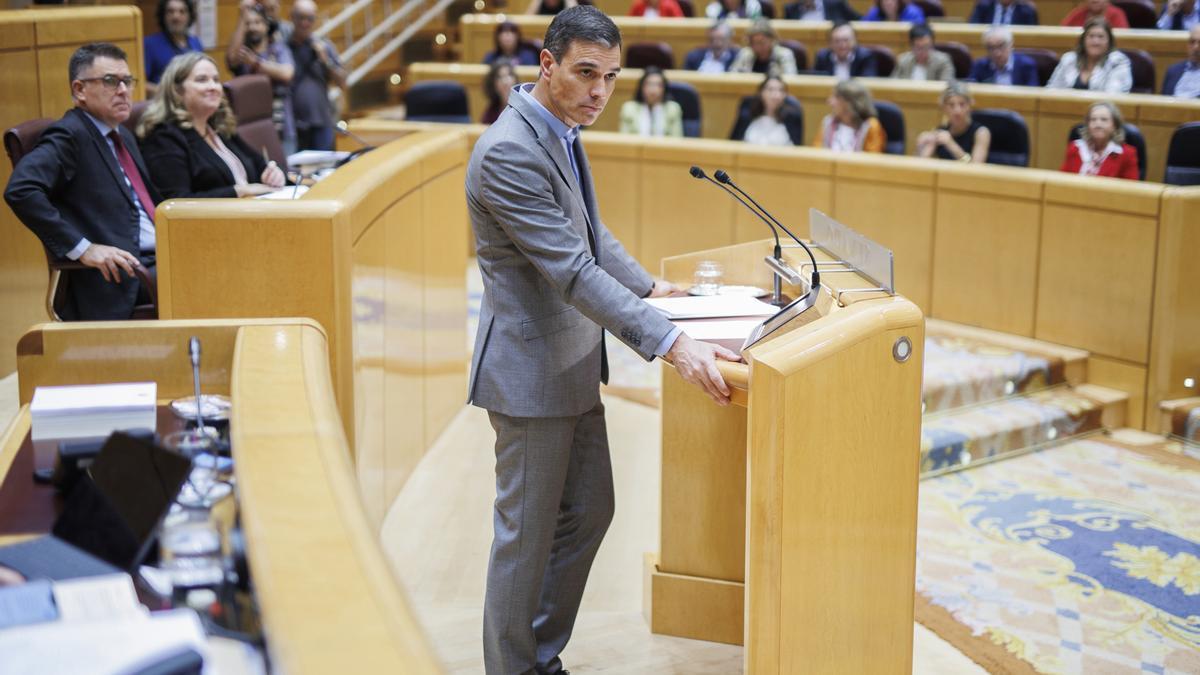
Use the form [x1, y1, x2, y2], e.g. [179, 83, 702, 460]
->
[630, 0, 686, 17]
[1060, 101, 1139, 180]
[1061, 0, 1129, 28]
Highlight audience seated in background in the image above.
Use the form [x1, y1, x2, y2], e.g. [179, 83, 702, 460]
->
[527, 0, 577, 15]
[484, 22, 541, 67]
[916, 81, 991, 163]
[730, 76, 805, 146]
[619, 67, 684, 137]
[144, 0, 204, 97]
[684, 22, 738, 72]
[815, 24, 880, 80]
[226, 2, 296, 154]
[1060, 101, 1139, 179]
[812, 79, 887, 152]
[784, 0, 861, 22]
[968, 0, 1039, 25]
[1062, 0, 1129, 28]
[1047, 18, 1132, 92]
[894, 25, 954, 81]
[730, 19, 799, 76]
[481, 62, 518, 124]
[288, 0, 346, 151]
[139, 53, 286, 199]
[4, 43, 160, 320]
[1163, 24, 1200, 97]
[970, 26, 1040, 85]
[707, 0, 766, 20]
[631, 0, 687, 17]
[1158, 0, 1199, 30]
[862, 0, 926, 23]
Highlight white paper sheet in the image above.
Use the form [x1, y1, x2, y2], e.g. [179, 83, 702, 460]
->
[675, 319, 765, 341]
[644, 295, 778, 320]
[255, 185, 309, 200]
[52, 573, 145, 623]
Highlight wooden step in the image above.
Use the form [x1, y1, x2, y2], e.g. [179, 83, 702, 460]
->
[1157, 396, 1200, 440]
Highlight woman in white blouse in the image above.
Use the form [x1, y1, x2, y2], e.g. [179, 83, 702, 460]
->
[618, 67, 684, 138]
[729, 76, 805, 147]
[1046, 17, 1132, 93]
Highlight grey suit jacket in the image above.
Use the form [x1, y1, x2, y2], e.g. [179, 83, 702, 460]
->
[892, 50, 956, 82]
[466, 87, 676, 418]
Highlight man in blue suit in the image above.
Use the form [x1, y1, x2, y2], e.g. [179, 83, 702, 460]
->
[968, 0, 1039, 24]
[1162, 25, 1200, 97]
[683, 22, 737, 72]
[969, 26, 1041, 86]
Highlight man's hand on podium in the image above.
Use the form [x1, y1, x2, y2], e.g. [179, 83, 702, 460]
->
[666, 333, 741, 406]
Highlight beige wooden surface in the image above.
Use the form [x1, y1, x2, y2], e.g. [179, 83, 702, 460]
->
[155, 129, 469, 525]
[408, 61, 1200, 183]
[588, 0, 1085, 24]
[0, 7, 145, 378]
[1148, 189, 1200, 432]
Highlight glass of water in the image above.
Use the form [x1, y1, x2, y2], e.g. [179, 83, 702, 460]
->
[693, 260, 724, 296]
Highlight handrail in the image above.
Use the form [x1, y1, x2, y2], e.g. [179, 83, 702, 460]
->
[314, 0, 375, 40]
[340, 0, 425, 63]
[348, 0, 457, 86]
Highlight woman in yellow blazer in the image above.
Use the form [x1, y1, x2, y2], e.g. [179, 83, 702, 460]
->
[618, 67, 684, 138]
[812, 79, 887, 153]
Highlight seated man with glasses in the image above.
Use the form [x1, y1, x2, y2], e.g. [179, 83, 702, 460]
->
[969, 26, 1040, 87]
[5, 42, 161, 320]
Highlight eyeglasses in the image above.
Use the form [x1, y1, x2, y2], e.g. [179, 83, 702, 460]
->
[984, 42, 1008, 51]
[79, 74, 138, 90]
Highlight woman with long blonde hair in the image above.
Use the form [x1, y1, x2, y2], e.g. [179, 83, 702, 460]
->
[139, 52, 285, 198]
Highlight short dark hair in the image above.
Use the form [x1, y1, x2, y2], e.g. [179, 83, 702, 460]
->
[69, 43, 128, 84]
[909, 24, 933, 43]
[542, 5, 622, 63]
[634, 66, 669, 103]
[156, 0, 197, 35]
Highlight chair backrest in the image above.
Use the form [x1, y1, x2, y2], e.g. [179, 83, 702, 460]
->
[404, 80, 472, 124]
[1165, 122, 1200, 186]
[626, 42, 675, 70]
[1119, 48, 1156, 94]
[734, 94, 804, 140]
[4, 118, 54, 169]
[667, 81, 703, 138]
[973, 108, 1030, 166]
[863, 44, 896, 77]
[1068, 122, 1147, 180]
[677, 0, 695, 16]
[935, 42, 972, 80]
[1013, 48, 1059, 87]
[873, 101, 905, 155]
[779, 39, 809, 71]
[223, 74, 288, 165]
[122, 101, 148, 137]
[1112, 0, 1157, 27]
[913, 0, 945, 17]
[758, 0, 776, 17]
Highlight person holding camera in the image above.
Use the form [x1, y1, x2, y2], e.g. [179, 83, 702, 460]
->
[287, 0, 347, 151]
[226, 2, 296, 154]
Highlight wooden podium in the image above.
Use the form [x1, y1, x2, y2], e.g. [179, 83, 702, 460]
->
[645, 215, 925, 674]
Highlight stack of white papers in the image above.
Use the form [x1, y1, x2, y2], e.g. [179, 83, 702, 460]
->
[30, 382, 156, 441]
[644, 295, 779, 320]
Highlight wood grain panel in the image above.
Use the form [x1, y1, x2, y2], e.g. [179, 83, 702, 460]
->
[639, 143, 739, 267]
[587, 135, 643, 261]
[1086, 356, 1147, 430]
[353, 218, 388, 525]
[1147, 189, 1200, 426]
[731, 150, 834, 243]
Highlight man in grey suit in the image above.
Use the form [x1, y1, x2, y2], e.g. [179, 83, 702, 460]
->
[466, 6, 739, 673]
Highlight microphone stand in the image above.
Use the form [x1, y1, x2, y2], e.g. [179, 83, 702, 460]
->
[713, 169, 820, 293]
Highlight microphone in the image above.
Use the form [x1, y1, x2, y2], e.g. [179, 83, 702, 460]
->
[188, 337, 204, 430]
[689, 166, 781, 255]
[334, 121, 376, 164]
[713, 169, 820, 291]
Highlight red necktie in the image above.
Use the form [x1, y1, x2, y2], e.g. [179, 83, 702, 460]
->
[107, 130, 156, 221]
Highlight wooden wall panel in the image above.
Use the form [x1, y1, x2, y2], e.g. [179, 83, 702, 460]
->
[638, 142, 739, 267]
[353, 219, 389, 525]
[1147, 189, 1200, 424]
[587, 136, 643, 260]
[732, 150, 834, 243]
[1087, 356, 1148, 430]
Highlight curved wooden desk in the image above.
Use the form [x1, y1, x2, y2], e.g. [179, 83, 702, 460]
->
[1, 319, 441, 674]
[585, 0, 1091, 26]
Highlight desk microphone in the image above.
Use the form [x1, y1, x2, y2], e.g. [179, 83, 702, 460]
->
[689, 166, 782, 256]
[713, 169, 820, 291]
[188, 337, 205, 430]
[334, 122, 376, 167]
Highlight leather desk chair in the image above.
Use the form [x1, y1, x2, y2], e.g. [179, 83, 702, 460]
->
[222, 74, 287, 166]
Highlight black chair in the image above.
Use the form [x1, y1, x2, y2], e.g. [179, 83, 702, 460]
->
[625, 42, 675, 70]
[1113, 0, 1157, 27]
[758, 0, 777, 17]
[677, 0, 695, 15]
[1164, 122, 1200, 186]
[731, 94, 804, 141]
[913, 0, 945, 17]
[874, 101, 905, 155]
[1014, 48, 1060, 87]
[405, 81, 471, 124]
[935, 42, 972, 80]
[1068, 122, 1147, 181]
[1119, 48, 1156, 95]
[667, 81, 703, 138]
[863, 45, 896, 78]
[779, 40, 809, 71]
[973, 109, 1030, 167]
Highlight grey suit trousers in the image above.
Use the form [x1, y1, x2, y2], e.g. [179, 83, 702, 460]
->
[484, 402, 615, 675]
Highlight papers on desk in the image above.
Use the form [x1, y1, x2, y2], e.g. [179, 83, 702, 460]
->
[286, 149, 349, 169]
[30, 382, 156, 441]
[644, 294, 779, 320]
[676, 319, 765, 342]
[52, 573, 145, 623]
[256, 184, 309, 200]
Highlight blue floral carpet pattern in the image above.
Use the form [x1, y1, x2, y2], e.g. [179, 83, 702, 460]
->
[918, 437, 1200, 673]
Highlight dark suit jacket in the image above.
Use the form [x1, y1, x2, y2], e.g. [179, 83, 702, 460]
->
[1162, 61, 1197, 97]
[967, 0, 1039, 24]
[783, 0, 861, 22]
[139, 123, 268, 200]
[969, 53, 1041, 86]
[4, 107, 161, 320]
[683, 47, 737, 71]
[814, 47, 879, 78]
